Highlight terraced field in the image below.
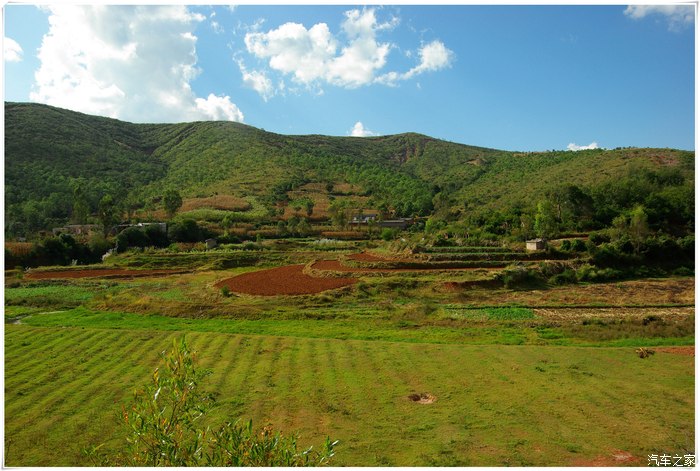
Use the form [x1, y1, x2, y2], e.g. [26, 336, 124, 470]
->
[5, 325, 694, 467]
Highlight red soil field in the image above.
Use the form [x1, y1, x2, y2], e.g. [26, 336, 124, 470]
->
[346, 252, 388, 262]
[311, 259, 497, 274]
[654, 346, 694, 356]
[25, 269, 184, 280]
[214, 264, 357, 296]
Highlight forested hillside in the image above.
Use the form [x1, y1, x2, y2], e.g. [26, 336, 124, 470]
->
[4, 102, 694, 240]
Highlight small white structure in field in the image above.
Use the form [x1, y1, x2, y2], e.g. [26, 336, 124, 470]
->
[205, 238, 218, 250]
[526, 238, 546, 251]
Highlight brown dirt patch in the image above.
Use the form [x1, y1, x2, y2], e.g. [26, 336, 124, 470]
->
[214, 264, 357, 296]
[572, 450, 639, 466]
[346, 252, 388, 262]
[408, 392, 436, 404]
[312, 259, 500, 274]
[25, 268, 184, 280]
[654, 346, 694, 356]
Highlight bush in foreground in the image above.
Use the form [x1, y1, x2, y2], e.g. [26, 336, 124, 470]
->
[85, 337, 337, 466]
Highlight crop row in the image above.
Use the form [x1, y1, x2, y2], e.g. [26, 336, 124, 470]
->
[5, 325, 694, 467]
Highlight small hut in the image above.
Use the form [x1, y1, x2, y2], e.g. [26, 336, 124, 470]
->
[526, 238, 546, 251]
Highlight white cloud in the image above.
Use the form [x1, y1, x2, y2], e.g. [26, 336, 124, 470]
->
[245, 21, 338, 86]
[4, 36, 23, 62]
[242, 7, 451, 96]
[624, 5, 694, 31]
[567, 141, 599, 151]
[376, 40, 454, 85]
[350, 121, 377, 137]
[238, 60, 275, 101]
[30, 5, 244, 123]
[195, 93, 244, 121]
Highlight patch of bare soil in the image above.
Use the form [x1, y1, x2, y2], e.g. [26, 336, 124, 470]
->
[24, 268, 185, 280]
[572, 450, 639, 466]
[311, 259, 497, 274]
[346, 252, 388, 262]
[214, 264, 357, 296]
[654, 346, 694, 356]
[408, 392, 436, 404]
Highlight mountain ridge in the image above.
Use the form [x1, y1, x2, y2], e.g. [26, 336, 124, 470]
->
[4, 101, 694, 238]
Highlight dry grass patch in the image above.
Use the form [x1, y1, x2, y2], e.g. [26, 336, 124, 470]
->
[181, 195, 251, 212]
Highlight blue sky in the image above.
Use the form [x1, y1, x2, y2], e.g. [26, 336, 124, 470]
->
[3, 4, 695, 151]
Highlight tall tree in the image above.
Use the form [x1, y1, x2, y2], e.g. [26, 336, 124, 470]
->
[97, 194, 119, 236]
[628, 205, 649, 254]
[163, 189, 183, 219]
[534, 200, 557, 240]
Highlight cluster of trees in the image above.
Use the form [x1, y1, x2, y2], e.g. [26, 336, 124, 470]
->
[443, 166, 693, 244]
[6, 233, 112, 268]
[6, 185, 185, 240]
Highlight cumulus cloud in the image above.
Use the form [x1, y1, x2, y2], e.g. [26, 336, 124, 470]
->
[567, 141, 599, 151]
[350, 121, 377, 137]
[377, 39, 454, 84]
[4, 36, 23, 62]
[238, 60, 276, 101]
[30, 5, 244, 123]
[242, 7, 452, 97]
[624, 5, 694, 31]
[195, 94, 244, 121]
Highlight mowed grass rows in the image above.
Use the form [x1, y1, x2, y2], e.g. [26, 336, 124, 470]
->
[5, 325, 694, 466]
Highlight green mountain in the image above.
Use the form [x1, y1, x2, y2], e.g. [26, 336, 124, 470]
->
[4, 102, 694, 238]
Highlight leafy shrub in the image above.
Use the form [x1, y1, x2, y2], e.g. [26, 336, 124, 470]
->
[167, 219, 211, 243]
[85, 337, 336, 467]
[380, 228, 398, 241]
[499, 266, 544, 289]
[549, 269, 578, 285]
[588, 232, 610, 245]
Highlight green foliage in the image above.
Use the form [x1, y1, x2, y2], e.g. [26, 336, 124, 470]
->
[97, 194, 120, 236]
[163, 189, 183, 219]
[381, 227, 398, 241]
[5, 102, 694, 249]
[534, 200, 557, 239]
[85, 337, 336, 467]
[167, 219, 208, 243]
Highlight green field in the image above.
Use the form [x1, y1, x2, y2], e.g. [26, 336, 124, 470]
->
[5, 325, 693, 467]
[4, 244, 695, 466]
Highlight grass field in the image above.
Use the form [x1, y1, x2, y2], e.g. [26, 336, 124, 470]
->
[5, 326, 693, 467]
[4, 245, 695, 466]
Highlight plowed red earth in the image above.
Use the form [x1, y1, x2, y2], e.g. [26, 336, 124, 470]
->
[346, 252, 387, 262]
[25, 269, 183, 280]
[311, 259, 496, 273]
[654, 346, 694, 356]
[215, 264, 357, 296]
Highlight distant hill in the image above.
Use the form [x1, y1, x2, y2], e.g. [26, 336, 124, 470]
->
[4, 102, 694, 237]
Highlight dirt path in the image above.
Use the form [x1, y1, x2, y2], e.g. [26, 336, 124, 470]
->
[214, 264, 357, 296]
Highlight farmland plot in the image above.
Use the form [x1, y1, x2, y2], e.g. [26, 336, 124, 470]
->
[4, 325, 694, 467]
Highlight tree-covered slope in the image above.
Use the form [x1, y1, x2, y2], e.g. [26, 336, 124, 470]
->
[4, 102, 694, 238]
